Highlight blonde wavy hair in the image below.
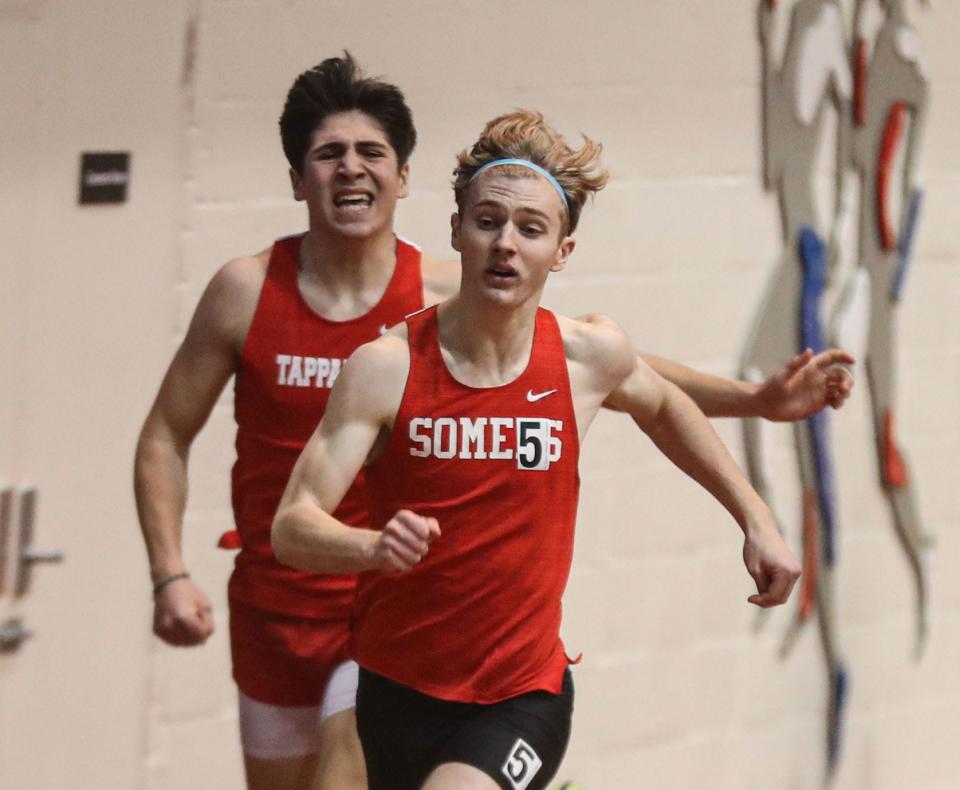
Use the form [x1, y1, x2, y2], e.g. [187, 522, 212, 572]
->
[453, 110, 609, 234]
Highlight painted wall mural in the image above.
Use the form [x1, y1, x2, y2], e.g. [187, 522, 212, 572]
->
[746, 0, 931, 777]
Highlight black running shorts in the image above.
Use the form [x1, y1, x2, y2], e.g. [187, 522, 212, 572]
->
[356, 667, 574, 790]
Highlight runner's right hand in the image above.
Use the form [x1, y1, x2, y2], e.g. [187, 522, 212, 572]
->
[371, 510, 441, 573]
[153, 577, 215, 646]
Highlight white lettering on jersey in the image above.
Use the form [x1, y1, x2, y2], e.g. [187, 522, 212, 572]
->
[490, 417, 513, 460]
[460, 417, 488, 459]
[434, 417, 457, 459]
[409, 418, 432, 457]
[289, 355, 304, 386]
[274, 354, 346, 389]
[407, 416, 563, 470]
[327, 358, 342, 388]
[303, 356, 318, 384]
[276, 354, 292, 385]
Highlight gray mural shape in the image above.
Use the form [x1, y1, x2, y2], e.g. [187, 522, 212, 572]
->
[748, 0, 852, 773]
[748, 0, 931, 779]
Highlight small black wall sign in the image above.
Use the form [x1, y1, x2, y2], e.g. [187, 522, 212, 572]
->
[79, 152, 130, 205]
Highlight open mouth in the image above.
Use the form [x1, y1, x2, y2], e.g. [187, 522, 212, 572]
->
[333, 192, 373, 210]
[486, 265, 518, 278]
[485, 264, 519, 286]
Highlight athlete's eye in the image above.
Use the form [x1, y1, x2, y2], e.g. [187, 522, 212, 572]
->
[476, 216, 497, 230]
[517, 220, 548, 237]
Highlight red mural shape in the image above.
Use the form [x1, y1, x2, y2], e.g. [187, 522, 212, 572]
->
[877, 101, 908, 252]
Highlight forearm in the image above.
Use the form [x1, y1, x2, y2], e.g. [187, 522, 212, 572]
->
[272, 499, 380, 574]
[134, 431, 190, 584]
[638, 384, 772, 534]
[621, 357, 799, 606]
[640, 353, 762, 419]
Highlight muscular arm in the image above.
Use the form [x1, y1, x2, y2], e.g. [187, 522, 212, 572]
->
[272, 336, 440, 574]
[601, 332, 801, 607]
[640, 348, 854, 421]
[133, 256, 261, 645]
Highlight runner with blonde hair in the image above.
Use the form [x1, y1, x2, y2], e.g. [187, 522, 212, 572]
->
[273, 111, 801, 790]
[136, 50, 850, 787]
[453, 110, 608, 234]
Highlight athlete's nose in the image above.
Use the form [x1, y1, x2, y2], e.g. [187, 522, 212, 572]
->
[492, 222, 518, 254]
[337, 147, 365, 180]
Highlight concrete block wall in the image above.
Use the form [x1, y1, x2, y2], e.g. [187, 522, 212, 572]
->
[1, 1, 198, 788]
[141, 1, 959, 788]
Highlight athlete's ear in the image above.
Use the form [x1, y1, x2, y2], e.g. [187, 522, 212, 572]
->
[290, 168, 305, 202]
[450, 212, 462, 253]
[550, 236, 575, 272]
[397, 163, 410, 200]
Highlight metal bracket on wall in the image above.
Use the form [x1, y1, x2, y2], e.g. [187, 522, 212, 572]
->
[0, 486, 14, 596]
[0, 487, 13, 595]
[15, 487, 63, 598]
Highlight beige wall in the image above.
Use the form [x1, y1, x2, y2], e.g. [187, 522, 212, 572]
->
[3, 1, 958, 788]
[0, 1, 193, 788]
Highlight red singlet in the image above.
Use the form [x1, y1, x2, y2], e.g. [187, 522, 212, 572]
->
[355, 305, 580, 703]
[229, 234, 423, 616]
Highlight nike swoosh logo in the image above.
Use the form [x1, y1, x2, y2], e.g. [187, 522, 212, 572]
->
[526, 388, 557, 403]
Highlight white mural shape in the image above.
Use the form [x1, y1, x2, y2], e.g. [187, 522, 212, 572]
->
[748, 0, 931, 777]
[834, 0, 932, 655]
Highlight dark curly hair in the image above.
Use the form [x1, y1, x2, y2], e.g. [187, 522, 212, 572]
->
[279, 52, 416, 174]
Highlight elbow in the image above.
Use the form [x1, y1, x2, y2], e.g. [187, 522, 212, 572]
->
[134, 424, 162, 468]
[136, 417, 190, 468]
[270, 511, 296, 568]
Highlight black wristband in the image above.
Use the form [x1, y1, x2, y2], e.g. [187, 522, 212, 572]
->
[152, 572, 190, 596]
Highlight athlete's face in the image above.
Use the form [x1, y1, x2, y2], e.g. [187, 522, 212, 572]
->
[451, 172, 575, 308]
[290, 110, 409, 239]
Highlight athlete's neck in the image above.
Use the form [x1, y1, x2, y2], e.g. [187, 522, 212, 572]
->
[437, 295, 539, 388]
[297, 229, 397, 320]
[300, 226, 396, 283]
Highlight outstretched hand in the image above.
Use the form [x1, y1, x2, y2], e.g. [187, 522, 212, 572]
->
[757, 348, 855, 422]
[153, 577, 214, 647]
[372, 509, 441, 573]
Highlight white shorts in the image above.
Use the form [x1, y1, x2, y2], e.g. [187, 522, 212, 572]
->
[238, 659, 359, 759]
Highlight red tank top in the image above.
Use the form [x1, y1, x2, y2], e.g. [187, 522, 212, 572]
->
[354, 305, 580, 703]
[229, 233, 423, 616]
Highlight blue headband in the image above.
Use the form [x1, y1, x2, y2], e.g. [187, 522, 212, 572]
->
[469, 158, 569, 212]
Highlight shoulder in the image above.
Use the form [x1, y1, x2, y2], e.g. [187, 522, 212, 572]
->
[341, 327, 410, 391]
[192, 247, 271, 344]
[208, 248, 271, 307]
[327, 328, 411, 422]
[420, 254, 460, 306]
[350, 324, 409, 367]
[557, 313, 635, 381]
